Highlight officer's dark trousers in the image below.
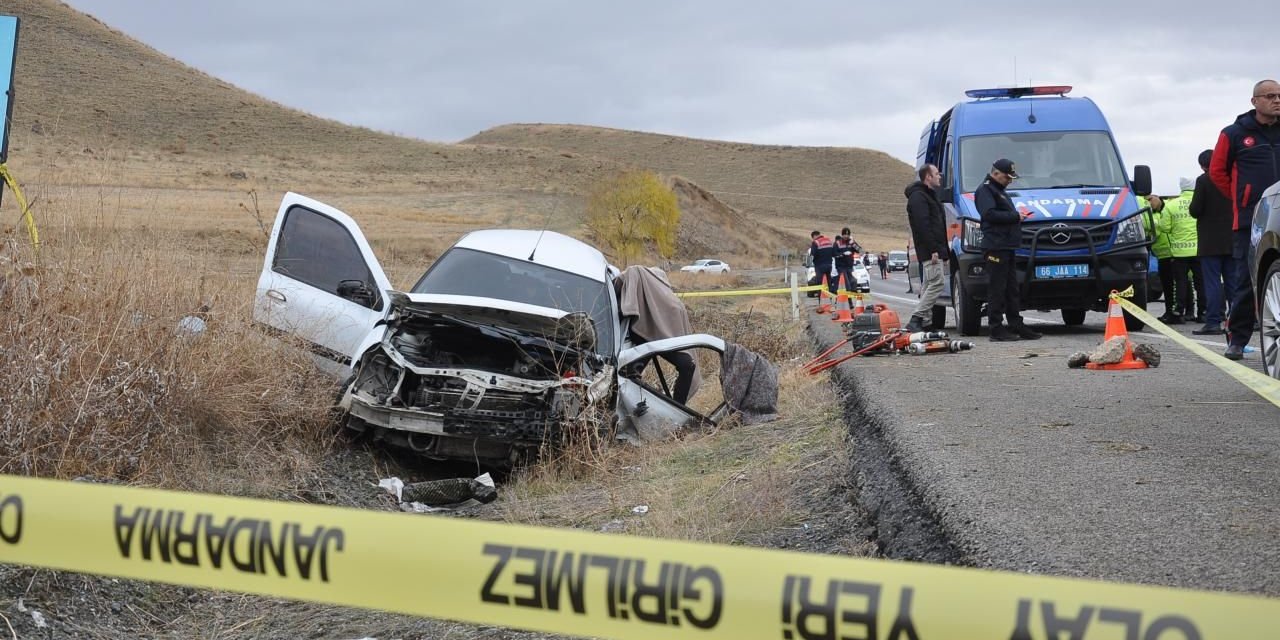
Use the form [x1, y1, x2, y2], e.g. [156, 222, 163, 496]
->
[985, 249, 1021, 327]
[1227, 230, 1256, 349]
[1171, 256, 1204, 319]
[661, 351, 696, 405]
[1157, 257, 1175, 314]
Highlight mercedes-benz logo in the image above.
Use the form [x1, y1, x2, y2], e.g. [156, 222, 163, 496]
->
[1049, 223, 1072, 245]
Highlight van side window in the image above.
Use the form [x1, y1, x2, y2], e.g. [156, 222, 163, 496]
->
[273, 205, 378, 307]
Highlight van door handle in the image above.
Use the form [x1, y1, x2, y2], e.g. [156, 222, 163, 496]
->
[266, 290, 287, 303]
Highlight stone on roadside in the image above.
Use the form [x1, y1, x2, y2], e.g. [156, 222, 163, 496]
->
[1133, 343, 1161, 367]
[1088, 336, 1127, 365]
[1067, 352, 1090, 368]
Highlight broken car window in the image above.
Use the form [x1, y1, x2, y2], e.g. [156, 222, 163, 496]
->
[411, 247, 615, 355]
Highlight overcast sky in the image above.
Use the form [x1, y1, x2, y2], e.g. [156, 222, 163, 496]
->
[62, 1, 1272, 194]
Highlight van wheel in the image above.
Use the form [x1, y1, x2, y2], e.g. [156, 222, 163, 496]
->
[955, 274, 982, 336]
[1061, 309, 1087, 326]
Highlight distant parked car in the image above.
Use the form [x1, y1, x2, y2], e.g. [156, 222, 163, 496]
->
[1248, 180, 1280, 378]
[680, 259, 731, 274]
[805, 263, 871, 297]
[887, 251, 910, 272]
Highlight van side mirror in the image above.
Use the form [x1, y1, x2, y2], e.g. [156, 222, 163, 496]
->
[935, 185, 952, 203]
[1131, 165, 1152, 196]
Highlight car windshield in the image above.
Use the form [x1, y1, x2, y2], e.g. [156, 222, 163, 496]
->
[411, 247, 615, 355]
[959, 131, 1126, 192]
[890, 252, 907, 259]
[694, 260, 711, 266]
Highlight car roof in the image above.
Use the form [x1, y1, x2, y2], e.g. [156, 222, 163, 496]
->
[453, 229, 610, 282]
[952, 96, 1109, 137]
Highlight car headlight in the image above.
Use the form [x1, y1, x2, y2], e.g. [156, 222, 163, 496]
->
[1113, 213, 1146, 247]
[962, 219, 984, 251]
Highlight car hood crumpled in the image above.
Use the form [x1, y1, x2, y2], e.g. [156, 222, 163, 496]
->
[387, 291, 595, 349]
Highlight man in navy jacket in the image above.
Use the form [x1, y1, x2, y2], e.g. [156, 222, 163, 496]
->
[1209, 79, 1280, 360]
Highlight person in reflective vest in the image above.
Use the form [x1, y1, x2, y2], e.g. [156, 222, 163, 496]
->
[1143, 194, 1177, 323]
[1159, 179, 1204, 324]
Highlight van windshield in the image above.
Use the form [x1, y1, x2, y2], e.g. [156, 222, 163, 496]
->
[959, 131, 1126, 192]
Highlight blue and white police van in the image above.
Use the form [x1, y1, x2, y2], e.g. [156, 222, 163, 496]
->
[917, 85, 1153, 335]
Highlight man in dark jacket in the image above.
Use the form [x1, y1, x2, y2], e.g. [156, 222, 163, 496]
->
[1189, 149, 1236, 335]
[905, 164, 949, 332]
[833, 227, 860, 292]
[1209, 79, 1280, 360]
[975, 159, 1040, 341]
[808, 230, 837, 293]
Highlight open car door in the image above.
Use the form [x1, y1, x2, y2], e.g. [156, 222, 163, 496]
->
[254, 192, 391, 370]
[615, 334, 728, 443]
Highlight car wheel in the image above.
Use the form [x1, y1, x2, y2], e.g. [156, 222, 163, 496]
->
[1061, 308, 1087, 326]
[955, 273, 982, 336]
[1262, 261, 1280, 379]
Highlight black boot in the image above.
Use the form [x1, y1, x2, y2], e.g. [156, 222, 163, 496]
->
[1013, 325, 1042, 340]
[989, 325, 1019, 342]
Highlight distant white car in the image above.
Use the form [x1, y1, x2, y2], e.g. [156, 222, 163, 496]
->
[805, 263, 871, 296]
[680, 259, 731, 274]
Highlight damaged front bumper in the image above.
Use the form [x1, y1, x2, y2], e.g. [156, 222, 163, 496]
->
[340, 342, 613, 461]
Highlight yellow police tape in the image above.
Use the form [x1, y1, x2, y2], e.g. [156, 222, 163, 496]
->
[0, 163, 39, 248]
[676, 284, 824, 298]
[1113, 294, 1280, 411]
[1, 475, 1278, 638]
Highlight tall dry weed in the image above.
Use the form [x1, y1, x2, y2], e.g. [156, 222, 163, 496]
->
[0, 195, 336, 495]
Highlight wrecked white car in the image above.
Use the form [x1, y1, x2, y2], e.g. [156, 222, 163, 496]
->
[254, 193, 739, 465]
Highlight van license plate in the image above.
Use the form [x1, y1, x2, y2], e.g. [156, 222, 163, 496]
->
[1035, 264, 1090, 279]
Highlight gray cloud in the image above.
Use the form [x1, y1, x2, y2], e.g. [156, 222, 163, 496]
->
[61, 0, 1272, 193]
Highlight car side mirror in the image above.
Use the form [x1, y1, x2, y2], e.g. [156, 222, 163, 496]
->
[337, 279, 376, 308]
[1131, 165, 1152, 196]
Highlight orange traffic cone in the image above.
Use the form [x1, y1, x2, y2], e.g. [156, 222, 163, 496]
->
[816, 275, 832, 314]
[853, 293, 866, 316]
[831, 291, 855, 322]
[836, 273, 847, 296]
[1086, 297, 1148, 370]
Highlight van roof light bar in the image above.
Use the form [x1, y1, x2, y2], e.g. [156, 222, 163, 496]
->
[965, 85, 1073, 99]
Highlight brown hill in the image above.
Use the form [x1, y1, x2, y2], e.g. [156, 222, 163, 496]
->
[3, 0, 797, 266]
[465, 124, 916, 240]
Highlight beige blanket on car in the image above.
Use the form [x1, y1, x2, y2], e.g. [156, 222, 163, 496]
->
[616, 266, 701, 399]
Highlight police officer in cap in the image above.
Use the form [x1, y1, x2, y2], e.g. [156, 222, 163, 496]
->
[975, 159, 1041, 341]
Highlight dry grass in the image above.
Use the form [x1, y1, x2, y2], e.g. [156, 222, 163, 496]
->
[467, 123, 916, 238]
[500, 296, 846, 546]
[0, 192, 336, 495]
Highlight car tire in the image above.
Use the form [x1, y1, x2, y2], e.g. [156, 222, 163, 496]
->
[1061, 308, 1087, 326]
[955, 273, 982, 336]
[1261, 261, 1280, 379]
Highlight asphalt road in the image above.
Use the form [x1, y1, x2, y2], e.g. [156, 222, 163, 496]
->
[807, 270, 1280, 595]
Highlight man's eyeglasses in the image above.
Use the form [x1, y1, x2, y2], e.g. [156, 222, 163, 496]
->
[1255, 92, 1280, 101]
